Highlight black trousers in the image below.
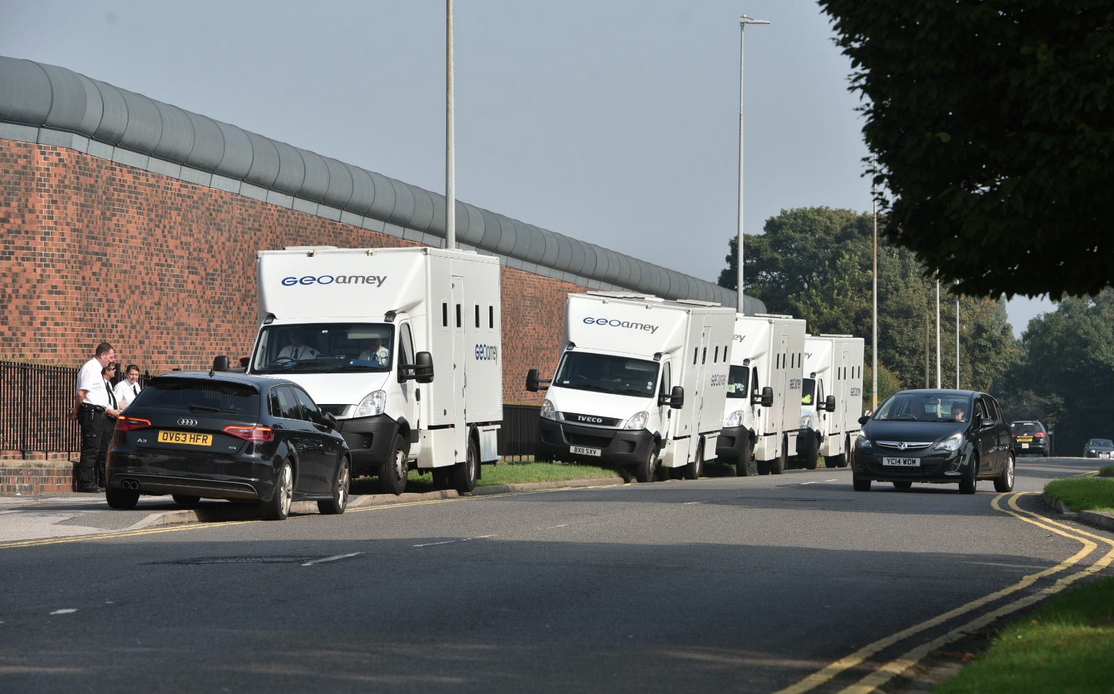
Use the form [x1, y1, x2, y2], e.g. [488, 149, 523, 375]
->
[77, 407, 104, 488]
[97, 416, 117, 487]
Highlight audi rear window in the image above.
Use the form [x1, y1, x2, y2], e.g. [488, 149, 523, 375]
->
[136, 379, 260, 416]
[1011, 422, 1044, 434]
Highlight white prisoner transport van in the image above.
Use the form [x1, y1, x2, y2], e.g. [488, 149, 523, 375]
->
[796, 334, 865, 469]
[715, 314, 806, 476]
[526, 292, 735, 482]
[239, 246, 501, 495]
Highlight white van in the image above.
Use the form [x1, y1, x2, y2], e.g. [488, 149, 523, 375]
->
[715, 314, 806, 476]
[238, 246, 502, 495]
[796, 334, 865, 469]
[526, 292, 735, 482]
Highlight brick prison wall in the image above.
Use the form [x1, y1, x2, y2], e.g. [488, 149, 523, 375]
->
[0, 138, 573, 429]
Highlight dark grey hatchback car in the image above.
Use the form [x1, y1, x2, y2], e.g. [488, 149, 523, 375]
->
[851, 389, 1015, 494]
[106, 372, 351, 519]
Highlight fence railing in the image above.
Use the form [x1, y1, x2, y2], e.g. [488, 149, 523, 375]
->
[0, 360, 540, 460]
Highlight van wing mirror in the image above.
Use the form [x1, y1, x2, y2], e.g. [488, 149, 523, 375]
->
[760, 386, 774, 408]
[212, 355, 246, 373]
[669, 385, 685, 409]
[526, 368, 551, 392]
[399, 352, 434, 383]
[825, 395, 837, 412]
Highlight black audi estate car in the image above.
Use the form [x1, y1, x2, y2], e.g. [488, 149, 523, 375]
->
[851, 389, 1014, 494]
[106, 372, 351, 520]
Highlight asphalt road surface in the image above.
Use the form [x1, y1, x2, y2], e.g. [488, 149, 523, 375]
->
[2, 456, 1111, 693]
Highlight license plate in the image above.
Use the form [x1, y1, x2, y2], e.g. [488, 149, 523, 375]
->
[1022, 443, 1029, 449]
[1017, 436, 1033, 442]
[882, 457, 919, 467]
[158, 430, 213, 447]
[570, 445, 602, 457]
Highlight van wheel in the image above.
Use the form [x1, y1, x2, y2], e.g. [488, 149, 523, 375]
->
[756, 459, 770, 476]
[735, 437, 756, 477]
[319, 455, 350, 515]
[106, 487, 139, 510]
[828, 453, 847, 468]
[379, 435, 408, 496]
[770, 437, 787, 475]
[452, 439, 479, 494]
[959, 456, 979, 494]
[853, 476, 871, 491]
[804, 435, 819, 470]
[994, 453, 1015, 493]
[684, 441, 704, 480]
[636, 447, 657, 483]
[261, 459, 293, 520]
[172, 495, 201, 508]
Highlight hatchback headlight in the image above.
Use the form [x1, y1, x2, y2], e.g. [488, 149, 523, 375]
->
[724, 410, 745, 428]
[624, 411, 649, 430]
[540, 399, 557, 421]
[354, 390, 387, 417]
[935, 433, 963, 452]
[856, 431, 871, 449]
[800, 415, 813, 429]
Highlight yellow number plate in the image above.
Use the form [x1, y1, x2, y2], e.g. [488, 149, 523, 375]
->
[1017, 436, 1033, 442]
[158, 430, 213, 447]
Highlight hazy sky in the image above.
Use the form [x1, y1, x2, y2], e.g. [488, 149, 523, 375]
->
[1, 0, 1053, 334]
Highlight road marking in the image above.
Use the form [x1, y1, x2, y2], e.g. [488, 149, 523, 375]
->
[413, 534, 495, 548]
[0, 518, 258, 550]
[546, 524, 569, 529]
[773, 491, 1104, 694]
[301, 552, 362, 567]
[49, 609, 77, 615]
[836, 493, 1114, 694]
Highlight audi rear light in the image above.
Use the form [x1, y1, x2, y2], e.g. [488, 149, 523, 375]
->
[223, 425, 275, 443]
[116, 417, 152, 432]
[1034, 431, 1047, 438]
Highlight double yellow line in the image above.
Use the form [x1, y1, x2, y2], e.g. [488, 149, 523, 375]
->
[774, 491, 1114, 694]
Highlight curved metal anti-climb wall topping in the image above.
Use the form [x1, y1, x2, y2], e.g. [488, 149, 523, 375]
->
[0, 55, 763, 312]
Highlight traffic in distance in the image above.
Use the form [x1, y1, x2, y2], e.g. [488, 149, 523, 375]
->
[97, 244, 1098, 517]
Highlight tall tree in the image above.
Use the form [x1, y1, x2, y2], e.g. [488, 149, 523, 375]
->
[720, 207, 1018, 394]
[819, 0, 1114, 298]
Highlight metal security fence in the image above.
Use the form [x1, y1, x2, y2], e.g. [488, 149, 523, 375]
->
[498, 405, 540, 461]
[0, 361, 81, 455]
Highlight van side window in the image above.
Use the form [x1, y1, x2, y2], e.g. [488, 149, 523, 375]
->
[489, 305, 495, 330]
[702, 347, 707, 365]
[399, 324, 415, 369]
[751, 367, 760, 397]
[693, 348, 698, 365]
[442, 302, 448, 328]
[474, 304, 480, 329]
[456, 303, 462, 329]
[659, 362, 671, 398]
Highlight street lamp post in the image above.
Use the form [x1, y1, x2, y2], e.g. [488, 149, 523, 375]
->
[736, 14, 769, 313]
[872, 198, 878, 411]
[935, 279, 941, 388]
[445, 0, 456, 250]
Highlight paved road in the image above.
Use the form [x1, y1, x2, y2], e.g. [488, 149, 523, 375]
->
[1, 457, 1111, 693]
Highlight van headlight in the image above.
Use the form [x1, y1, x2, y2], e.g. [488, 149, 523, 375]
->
[800, 415, 812, 429]
[724, 410, 745, 428]
[354, 390, 387, 417]
[540, 399, 557, 421]
[935, 433, 963, 452]
[624, 411, 649, 430]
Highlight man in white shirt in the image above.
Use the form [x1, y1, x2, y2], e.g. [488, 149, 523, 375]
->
[114, 364, 143, 410]
[357, 338, 390, 366]
[277, 330, 320, 361]
[71, 342, 116, 492]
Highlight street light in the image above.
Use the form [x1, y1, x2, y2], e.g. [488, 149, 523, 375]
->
[872, 198, 878, 411]
[445, 0, 456, 250]
[736, 14, 769, 313]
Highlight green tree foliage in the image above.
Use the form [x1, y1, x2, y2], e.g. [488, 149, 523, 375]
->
[996, 289, 1114, 453]
[719, 207, 1018, 394]
[818, 0, 1114, 298]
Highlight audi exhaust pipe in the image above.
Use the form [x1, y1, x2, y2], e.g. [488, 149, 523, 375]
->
[121, 479, 140, 490]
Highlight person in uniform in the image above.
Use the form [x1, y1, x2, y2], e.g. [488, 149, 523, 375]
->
[113, 364, 143, 411]
[70, 342, 115, 492]
[97, 363, 123, 488]
[277, 329, 320, 360]
[358, 337, 389, 366]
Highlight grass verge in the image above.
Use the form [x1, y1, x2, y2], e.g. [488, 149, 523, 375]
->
[351, 461, 620, 495]
[1043, 477, 1114, 514]
[1100, 465, 1114, 478]
[935, 577, 1114, 694]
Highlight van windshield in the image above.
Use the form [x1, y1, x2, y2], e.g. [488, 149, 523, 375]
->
[726, 365, 750, 399]
[801, 378, 816, 406]
[553, 352, 659, 397]
[250, 323, 395, 374]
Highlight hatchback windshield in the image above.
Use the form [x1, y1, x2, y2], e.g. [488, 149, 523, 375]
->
[139, 379, 260, 416]
[553, 351, 660, 397]
[875, 392, 972, 422]
[250, 323, 394, 374]
[1088, 439, 1113, 448]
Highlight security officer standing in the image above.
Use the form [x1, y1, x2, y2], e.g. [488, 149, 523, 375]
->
[70, 342, 116, 492]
